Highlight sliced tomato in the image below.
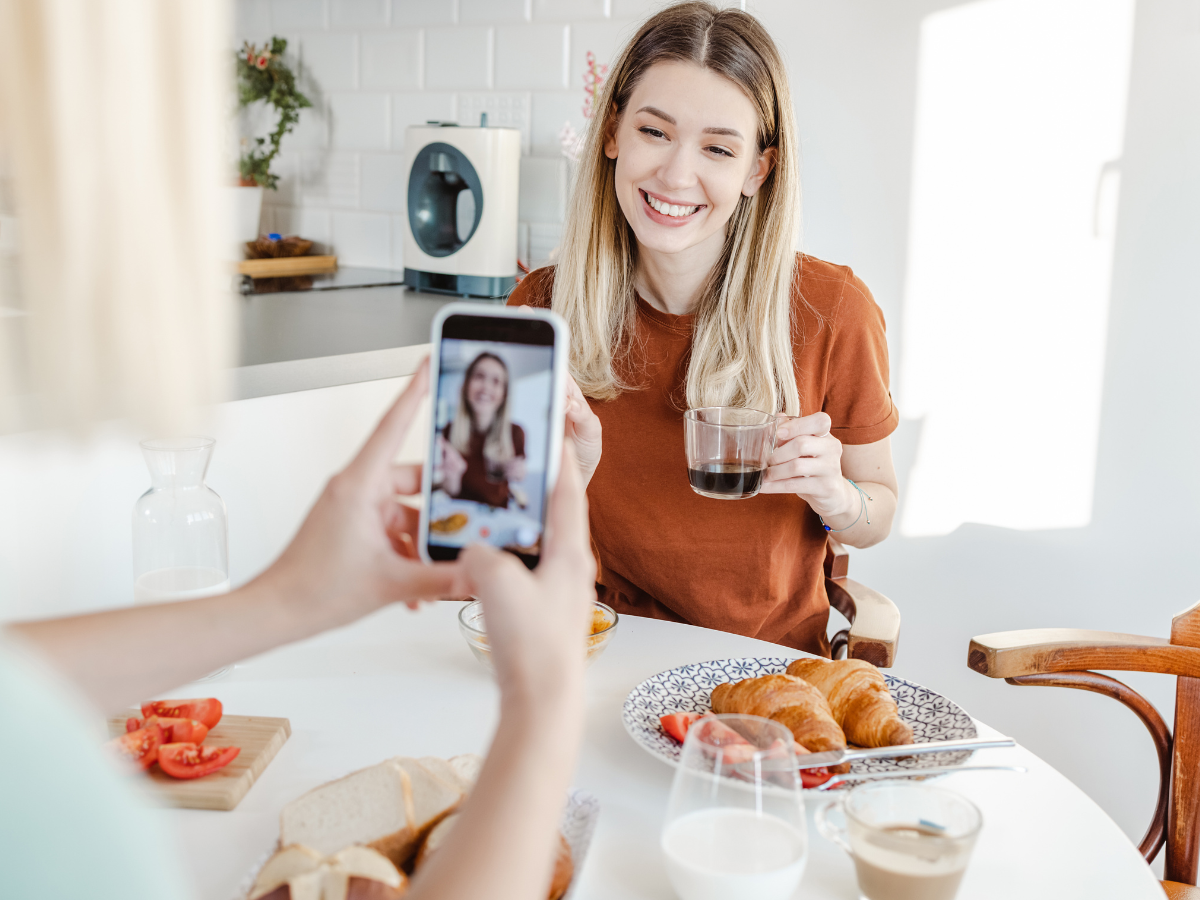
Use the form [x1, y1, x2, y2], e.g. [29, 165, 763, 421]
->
[127, 715, 209, 744]
[660, 712, 704, 743]
[692, 716, 752, 747]
[108, 723, 164, 770]
[141, 698, 223, 730]
[157, 742, 240, 779]
[800, 766, 834, 789]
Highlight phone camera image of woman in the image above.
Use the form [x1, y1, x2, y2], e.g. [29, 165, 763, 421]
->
[426, 323, 561, 566]
[441, 352, 527, 508]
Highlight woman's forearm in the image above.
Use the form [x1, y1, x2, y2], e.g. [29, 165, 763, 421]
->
[407, 694, 584, 900]
[5, 570, 372, 713]
[816, 480, 896, 549]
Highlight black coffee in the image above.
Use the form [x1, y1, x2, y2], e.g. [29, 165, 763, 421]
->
[687, 463, 764, 497]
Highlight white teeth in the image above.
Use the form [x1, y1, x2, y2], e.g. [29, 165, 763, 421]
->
[645, 192, 698, 218]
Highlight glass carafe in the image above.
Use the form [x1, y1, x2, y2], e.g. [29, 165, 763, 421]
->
[132, 437, 229, 604]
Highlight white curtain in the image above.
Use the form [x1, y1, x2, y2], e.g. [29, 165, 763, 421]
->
[0, 0, 233, 435]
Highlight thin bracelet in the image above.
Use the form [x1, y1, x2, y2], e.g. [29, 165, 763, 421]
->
[820, 479, 873, 533]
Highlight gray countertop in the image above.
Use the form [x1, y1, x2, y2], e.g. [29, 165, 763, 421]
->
[231, 273, 505, 400]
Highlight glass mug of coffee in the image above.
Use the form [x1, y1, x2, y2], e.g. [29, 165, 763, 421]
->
[684, 407, 779, 500]
[815, 782, 982, 900]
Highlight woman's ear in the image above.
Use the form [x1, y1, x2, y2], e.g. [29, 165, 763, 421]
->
[603, 102, 620, 160]
[741, 146, 777, 197]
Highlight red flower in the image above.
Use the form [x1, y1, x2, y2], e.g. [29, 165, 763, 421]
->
[256, 55, 269, 70]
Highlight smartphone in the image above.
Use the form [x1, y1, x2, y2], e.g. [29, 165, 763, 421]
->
[419, 302, 569, 570]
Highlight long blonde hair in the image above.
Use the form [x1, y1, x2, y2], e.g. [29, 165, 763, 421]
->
[552, 1, 803, 415]
[449, 352, 515, 463]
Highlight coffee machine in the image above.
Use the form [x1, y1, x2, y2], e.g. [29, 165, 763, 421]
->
[402, 122, 520, 299]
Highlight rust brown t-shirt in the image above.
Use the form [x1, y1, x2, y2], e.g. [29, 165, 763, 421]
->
[442, 422, 526, 508]
[508, 254, 898, 654]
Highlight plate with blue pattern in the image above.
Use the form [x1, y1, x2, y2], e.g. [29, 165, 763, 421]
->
[622, 657, 977, 777]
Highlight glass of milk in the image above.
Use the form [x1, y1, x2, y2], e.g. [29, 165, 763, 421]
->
[815, 782, 982, 900]
[661, 714, 808, 900]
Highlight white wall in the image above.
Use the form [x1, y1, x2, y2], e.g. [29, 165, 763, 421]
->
[748, 0, 1200, 870]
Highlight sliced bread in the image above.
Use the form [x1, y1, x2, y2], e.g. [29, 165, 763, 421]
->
[413, 812, 459, 870]
[447, 753, 484, 789]
[279, 761, 416, 866]
[417, 756, 470, 792]
[390, 757, 464, 835]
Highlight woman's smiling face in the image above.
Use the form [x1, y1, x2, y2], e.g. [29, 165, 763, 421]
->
[604, 60, 775, 257]
[466, 356, 507, 425]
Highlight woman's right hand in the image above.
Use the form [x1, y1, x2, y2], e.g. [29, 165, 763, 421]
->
[438, 435, 467, 496]
[458, 442, 596, 716]
[564, 375, 602, 486]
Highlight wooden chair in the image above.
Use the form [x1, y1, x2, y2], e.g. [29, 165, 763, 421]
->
[824, 537, 901, 667]
[967, 601, 1200, 897]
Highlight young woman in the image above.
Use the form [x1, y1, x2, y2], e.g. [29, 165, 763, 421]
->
[509, 1, 900, 655]
[439, 352, 528, 508]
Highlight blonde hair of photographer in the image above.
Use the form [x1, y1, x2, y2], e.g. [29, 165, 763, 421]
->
[449, 352, 516, 463]
[552, 1, 804, 416]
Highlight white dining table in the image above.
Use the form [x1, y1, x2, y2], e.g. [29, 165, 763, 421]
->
[153, 600, 1164, 900]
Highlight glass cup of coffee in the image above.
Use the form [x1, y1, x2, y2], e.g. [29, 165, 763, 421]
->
[684, 407, 779, 500]
[815, 781, 982, 900]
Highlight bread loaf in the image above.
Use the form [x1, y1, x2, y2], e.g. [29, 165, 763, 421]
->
[279, 759, 463, 870]
[250, 845, 408, 900]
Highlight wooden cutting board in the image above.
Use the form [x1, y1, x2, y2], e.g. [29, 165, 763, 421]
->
[107, 714, 291, 811]
[236, 255, 338, 278]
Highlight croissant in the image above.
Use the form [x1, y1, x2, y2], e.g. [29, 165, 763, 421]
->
[710, 674, 845, 752]
[785, 658, 913, 748]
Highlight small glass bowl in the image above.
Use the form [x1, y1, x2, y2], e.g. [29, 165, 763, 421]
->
[457, 599, 619, 673]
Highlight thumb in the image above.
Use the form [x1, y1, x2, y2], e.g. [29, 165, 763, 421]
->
[459, 543, 526, 596]
[777, 411, 832, 441]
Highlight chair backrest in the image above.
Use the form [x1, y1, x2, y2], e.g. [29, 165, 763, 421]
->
[967, 600, 1200, 884]
[823, 538, 901, 667]
[1167, 603, 1200, 883]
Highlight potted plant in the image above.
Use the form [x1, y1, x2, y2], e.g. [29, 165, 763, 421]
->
[230, 37, 311, 247]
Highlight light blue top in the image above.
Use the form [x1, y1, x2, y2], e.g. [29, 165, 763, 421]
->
[0, 632, 191, 900]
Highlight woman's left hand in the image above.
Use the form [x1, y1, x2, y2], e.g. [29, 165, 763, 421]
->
[564, 375, 602, 485]
[759, 412, 854, 517]
[503, 456, 528, 483]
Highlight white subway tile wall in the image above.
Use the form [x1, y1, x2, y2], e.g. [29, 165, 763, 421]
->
[361, 31, 423, 88]
[332, 0, 388, 27]
[243, 0, 654, 269]
[329, 92, 391, 148]
[460, 0, 531, 24]
[332, 210, 393, 267]
[494, 24, 570, 90]
[425, 27, 492, 89]
[390, 0, 456, 27]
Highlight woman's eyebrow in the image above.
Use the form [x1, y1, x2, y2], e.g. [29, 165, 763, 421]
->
[635, 106, 743, 139]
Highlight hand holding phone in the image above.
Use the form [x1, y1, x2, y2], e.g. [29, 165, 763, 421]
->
[420, 303, 569, 570]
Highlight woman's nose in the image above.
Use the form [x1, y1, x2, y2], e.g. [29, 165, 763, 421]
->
[658, 145, 696, 192]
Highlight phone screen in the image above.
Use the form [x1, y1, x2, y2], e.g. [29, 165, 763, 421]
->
[426, 313, 558, 568]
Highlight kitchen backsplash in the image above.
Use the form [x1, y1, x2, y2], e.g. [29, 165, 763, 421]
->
[236, 0, 684, 271]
